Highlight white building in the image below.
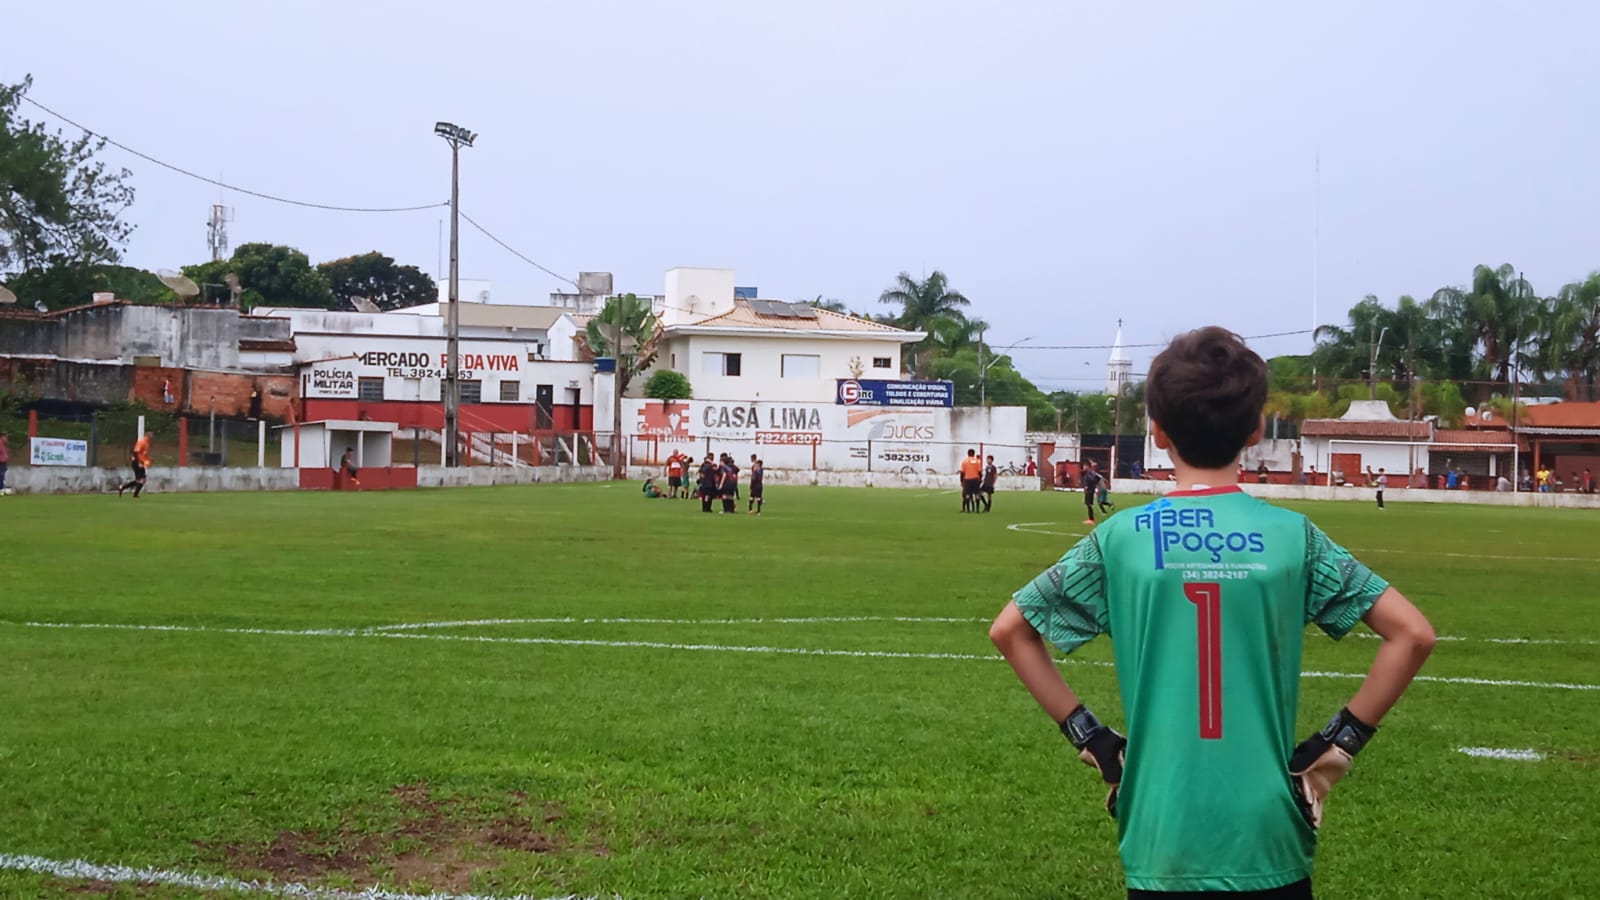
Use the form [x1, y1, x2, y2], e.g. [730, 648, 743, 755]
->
[647, 266, 924, 403]
[1301, 400, 1432, 485]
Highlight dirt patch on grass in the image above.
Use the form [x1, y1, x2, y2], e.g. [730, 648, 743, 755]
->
[210, 782, 607, 892]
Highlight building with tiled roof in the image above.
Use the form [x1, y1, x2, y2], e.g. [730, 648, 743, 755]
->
[648, 267, 925, 404]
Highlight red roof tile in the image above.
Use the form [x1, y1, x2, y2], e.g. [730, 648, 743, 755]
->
[1518, 402, 1600, 429]
[1300, 420, 1430, 438]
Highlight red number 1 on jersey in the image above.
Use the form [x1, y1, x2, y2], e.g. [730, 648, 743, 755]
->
[1185, 582, 1223, 739]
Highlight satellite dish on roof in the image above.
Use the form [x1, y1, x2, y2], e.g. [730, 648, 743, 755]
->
[156, 269, 200, 300]
[351, 296, 381, 314]
[35, 300, 49, 313]
[0, 284, 15, 305]
[1464, 406, 1477, 418]
[1481, 409, 1494, 422]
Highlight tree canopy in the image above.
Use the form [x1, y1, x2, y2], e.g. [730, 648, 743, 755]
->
[318, 251, 437, 312]
[0, 77, 135, 276]
[184, 243, 333, 311]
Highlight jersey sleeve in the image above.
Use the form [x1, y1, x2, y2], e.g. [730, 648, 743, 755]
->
[1303, 520, 1391, 638]
[1012, 535, 1109, 655]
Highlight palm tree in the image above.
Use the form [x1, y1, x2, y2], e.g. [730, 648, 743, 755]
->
[586, 293, 661, 396]
[878, 271, 970, 333]
[1428, 264, 1537, 392]
[1540, 273, 1600, 400]
[927, 315, 988, 356]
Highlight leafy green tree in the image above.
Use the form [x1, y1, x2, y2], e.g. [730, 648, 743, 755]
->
[6, 261, 172, 309]
[586, 293, 660, 397]
[1539, 273, 1600, 401]
[1428, 263, 1537, 390]
[878, 270, 970, 331]
[0, 76, 134, 276]
[318, 251, 436, 312]
[183, 243, 333, 310]
[643, 369, 692, 400]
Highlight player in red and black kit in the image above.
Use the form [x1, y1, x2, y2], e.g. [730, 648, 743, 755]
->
[748, 458, 765, 515]
[698, 453, 718, 513]
[1079, 459, 1104, 525]
[980, 455, 999, 512]
[718, 454, 740, 514]
[666, 452, 686, 498]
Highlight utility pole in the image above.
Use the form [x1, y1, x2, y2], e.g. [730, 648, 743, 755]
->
[612, 312, 625, 479]
[434, 121, 476, 467]
[978, 326, 986, 407]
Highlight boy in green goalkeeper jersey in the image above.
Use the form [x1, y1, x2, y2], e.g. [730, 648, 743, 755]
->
[990, 327, 1436, 898]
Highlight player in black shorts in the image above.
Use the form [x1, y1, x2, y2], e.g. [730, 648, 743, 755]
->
[981, 455, 998, 512]
[698, 453, 718, 513]
[1080, 459, 1104, 525]
[747, 458, 765, 515]
[718, 454, 739, 514]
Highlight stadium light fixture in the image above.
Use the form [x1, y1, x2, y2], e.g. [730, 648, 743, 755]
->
[436, 121, 476, 466]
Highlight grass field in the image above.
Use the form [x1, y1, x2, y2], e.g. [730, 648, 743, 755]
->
[2, 484, 1597, 899]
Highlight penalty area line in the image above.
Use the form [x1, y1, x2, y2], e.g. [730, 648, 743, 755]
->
[3, 620, 1598, 692]
[0, 852, 606, 900]
[366, 615, 991, 631]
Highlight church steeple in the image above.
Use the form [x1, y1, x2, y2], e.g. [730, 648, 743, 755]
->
[1107, 319, 1132, 395]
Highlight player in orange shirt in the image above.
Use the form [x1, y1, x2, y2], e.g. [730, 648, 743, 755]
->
[119, 433, 152, 498]
[959, 448, 984, 513]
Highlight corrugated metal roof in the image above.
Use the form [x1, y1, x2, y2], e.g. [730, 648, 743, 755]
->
[1515, 426, 1600, 437]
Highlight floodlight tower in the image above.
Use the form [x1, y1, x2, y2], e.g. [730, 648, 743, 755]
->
[435, 121, 476, 467]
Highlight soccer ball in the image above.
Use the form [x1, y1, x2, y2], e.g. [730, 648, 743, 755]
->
[0, 488, 13, 496]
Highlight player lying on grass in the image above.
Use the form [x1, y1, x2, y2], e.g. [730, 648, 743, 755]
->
[990, 326, 1436, 899]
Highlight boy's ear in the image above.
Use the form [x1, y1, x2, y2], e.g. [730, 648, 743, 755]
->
[1151, 420, 1172, 451]
[1244, 415, 1266, 448]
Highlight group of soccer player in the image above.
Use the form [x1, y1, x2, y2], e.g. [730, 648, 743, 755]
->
[654, 449, 765, 514]
[957, 448, 1000, 512]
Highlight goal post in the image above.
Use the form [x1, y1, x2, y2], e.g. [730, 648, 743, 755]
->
[1320, 438, 1517, 488]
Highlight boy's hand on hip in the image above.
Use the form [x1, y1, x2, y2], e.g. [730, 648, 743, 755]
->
[1289, 707, 1376, 828]
[1061, 705, 1127, 818]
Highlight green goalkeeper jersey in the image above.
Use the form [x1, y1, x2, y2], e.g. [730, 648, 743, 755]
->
[1013, 486, 1389, 892]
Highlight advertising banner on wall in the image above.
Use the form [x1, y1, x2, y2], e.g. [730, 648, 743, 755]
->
[30, 437, 89, 466]
[836, 379, 954, 408]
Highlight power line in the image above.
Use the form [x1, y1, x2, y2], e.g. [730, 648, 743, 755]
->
[20, 94, 448, 214]
[456, 211, 577, 288]
[1007, 328, 1316, 351]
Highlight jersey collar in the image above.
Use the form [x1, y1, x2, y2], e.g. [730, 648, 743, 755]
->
[1167, 485, 1244, 497]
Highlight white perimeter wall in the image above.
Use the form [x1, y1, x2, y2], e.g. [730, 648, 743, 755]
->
[619, 398, 1028, 473]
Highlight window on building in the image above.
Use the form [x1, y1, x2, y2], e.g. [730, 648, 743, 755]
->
[357, 378, 385, 402]
[459, 380, 483, 404]
[872, 356, 893, 369]
[499, 380, 521, 402]
[702, 352, 742, 376]
[781, 354, 821, 379]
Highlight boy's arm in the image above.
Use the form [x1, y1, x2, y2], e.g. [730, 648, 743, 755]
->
[1291, 586, 1435, 826]
[989, 600, 1081, 721]
[990, 600, 1125, 817]
[1344, 587, 1436, 725]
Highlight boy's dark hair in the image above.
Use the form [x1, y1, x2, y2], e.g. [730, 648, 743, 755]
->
[1146, 326, 1268, 469]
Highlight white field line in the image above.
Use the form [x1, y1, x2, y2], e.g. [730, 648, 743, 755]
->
[3, 620, 1597, 692]
[370, 616, 1600, 648]
[1005, 521, 1600, 563]
[367, 616, 990, 631]
[1456, 747, 1544, 761]
[0, 852, 605, 900]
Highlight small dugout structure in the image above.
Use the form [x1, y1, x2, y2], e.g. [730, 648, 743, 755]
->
[275, 419, 417, 490]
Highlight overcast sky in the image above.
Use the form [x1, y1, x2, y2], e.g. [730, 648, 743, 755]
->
[9, 1, 1598, 389]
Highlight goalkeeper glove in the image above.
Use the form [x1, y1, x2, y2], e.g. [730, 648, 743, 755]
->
[1289, 707, 1377, 828]
[1060, 704, 1127, 818]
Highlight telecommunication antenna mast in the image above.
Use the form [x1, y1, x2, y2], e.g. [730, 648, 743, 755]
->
[207, 204, 233, 261]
